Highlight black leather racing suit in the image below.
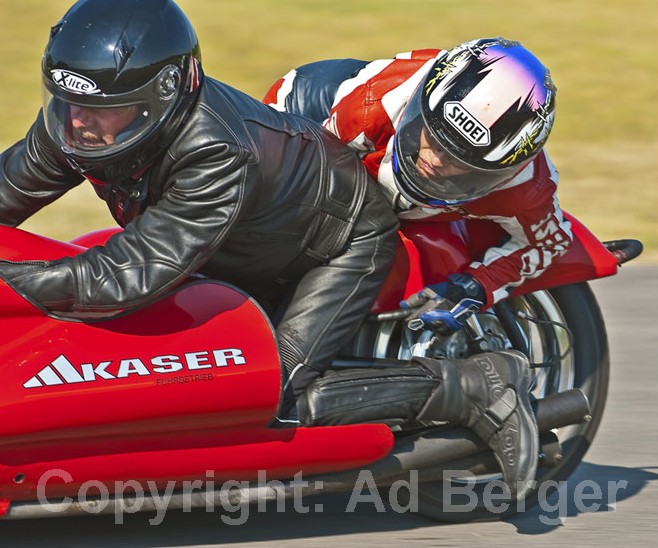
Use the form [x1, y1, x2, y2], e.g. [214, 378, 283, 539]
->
[0, 77, 399, 401]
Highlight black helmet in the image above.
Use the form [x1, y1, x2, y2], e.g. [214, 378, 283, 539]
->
[42, 0, 203, 183]
[393, 38, 556, 206]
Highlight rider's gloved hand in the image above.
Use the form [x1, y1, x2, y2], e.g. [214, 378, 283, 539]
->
[400, 273, 485, 332]
[417, 297, 483, 331]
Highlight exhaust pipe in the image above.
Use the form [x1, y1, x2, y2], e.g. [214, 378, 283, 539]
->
[317, 388, 591, 490]
[2, 388, 590, 519]
[533, 388, 591, 431]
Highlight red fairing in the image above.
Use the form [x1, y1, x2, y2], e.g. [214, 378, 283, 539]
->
[68, 226, 122, 248]
[0, 280, 282, 446]
[371, 211, 618, 311]
[0, 424, 394, 502]
[371, 220, 496, 311]
[0, 226, 395, 506]
[0, 226, 86, 261]
[508, 212, 618, 296]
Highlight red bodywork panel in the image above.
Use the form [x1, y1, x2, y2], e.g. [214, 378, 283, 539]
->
[0, 227, 394, 508]
[372, 211, 619, 312]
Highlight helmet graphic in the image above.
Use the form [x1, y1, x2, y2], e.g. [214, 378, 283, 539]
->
[41, 0, 203, 183]
[393, 37, 556, 206]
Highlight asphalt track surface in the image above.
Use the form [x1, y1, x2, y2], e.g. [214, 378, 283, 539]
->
[2, 264, 656, 547]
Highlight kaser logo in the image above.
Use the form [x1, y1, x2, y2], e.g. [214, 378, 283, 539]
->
[51, 69, 101, 95]
[23, 348, 246, 389]
[443, 101, 490, 146]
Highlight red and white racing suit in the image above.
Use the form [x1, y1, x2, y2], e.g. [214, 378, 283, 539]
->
[264, 49, 573, 307]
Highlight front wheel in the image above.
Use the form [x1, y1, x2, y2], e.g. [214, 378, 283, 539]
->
[349, 282, 610, 521]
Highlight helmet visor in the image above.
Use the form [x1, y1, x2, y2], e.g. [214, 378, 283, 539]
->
[42, 65, 182, 161]
[394, 83, 524, 205]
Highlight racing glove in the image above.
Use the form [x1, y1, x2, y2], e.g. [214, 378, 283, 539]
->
[400, 273, 485, 332]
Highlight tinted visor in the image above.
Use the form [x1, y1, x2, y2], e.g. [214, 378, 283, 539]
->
[42, 65, 181, 161]
[393, 83, 523, 205]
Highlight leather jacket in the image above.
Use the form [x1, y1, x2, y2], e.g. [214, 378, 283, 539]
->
[0, 78, 369, 313]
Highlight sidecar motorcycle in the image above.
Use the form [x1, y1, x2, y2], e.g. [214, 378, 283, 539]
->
[0, 211, 642, 522]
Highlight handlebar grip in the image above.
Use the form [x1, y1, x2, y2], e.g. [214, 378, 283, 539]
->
[603, 239, 643, 265]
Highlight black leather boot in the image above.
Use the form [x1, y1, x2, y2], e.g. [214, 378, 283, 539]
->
[414, 350, 538, 501]
[295, 351, 538, 500]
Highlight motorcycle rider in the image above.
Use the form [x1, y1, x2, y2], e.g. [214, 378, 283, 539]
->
[264, 39, 573, 329]
[0, 0, 538, 500]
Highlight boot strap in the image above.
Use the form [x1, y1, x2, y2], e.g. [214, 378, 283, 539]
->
[474, 386, 518, 441]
